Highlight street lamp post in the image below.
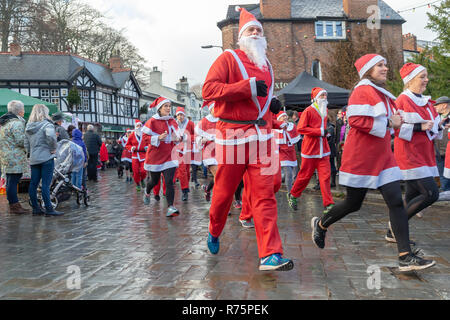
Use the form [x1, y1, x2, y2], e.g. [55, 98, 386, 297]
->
[201, 45, 223, 51]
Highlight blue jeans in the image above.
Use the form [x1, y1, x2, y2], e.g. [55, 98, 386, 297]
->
[29, 159, 54, 211]
[6, 173, 22, 205]
[436, 155, 450, 191]
[71, 169, 83, 189]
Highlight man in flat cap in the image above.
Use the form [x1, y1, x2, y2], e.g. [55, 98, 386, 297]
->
[52, 112, 70, 142]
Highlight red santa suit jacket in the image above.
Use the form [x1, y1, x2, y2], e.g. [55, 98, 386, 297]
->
[176, 119, 201, 165]
[445, 131, 450, 179]
[119, 135, 132, 163]
[142, 114, 180, 172]
[275, 122, 301, 167]
[339, 79, 403, 189]
[297, 104, 330, 159]
[195, 114, 218, 166]
[125, 132, 147, 162]
[394, 90, 441, 180]
[202, 49, 274, 145]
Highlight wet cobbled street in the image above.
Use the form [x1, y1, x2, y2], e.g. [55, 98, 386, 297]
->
[0, 170, 449, 300]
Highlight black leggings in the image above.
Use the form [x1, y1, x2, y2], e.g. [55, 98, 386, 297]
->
[404, 177, 439, 220]
[146, 168, 176, 206]
[320, 181, 411, 254]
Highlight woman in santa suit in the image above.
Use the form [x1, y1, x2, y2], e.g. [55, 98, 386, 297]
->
[391, 63, 444, 241]
[175, 107, 196, 201]
[195, 101, 218, 202]
[119, 129, 133, 183]
[275, 110, 301, 194]
[142, 97, 182, 217]
[310, 54, 435, 272]
[125, 119, 148, 192]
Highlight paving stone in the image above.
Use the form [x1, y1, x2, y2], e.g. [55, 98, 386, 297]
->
[0, 169, 447, 300]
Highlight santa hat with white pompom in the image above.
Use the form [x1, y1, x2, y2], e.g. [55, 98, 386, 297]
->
[235, 6, 263, 39]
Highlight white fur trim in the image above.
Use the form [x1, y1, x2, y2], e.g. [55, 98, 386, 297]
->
[277, 112, 288, 121]
[239, 21, 263, 39]
[339, 166, 403, 189]
[444, 167, 450, 179]
[313, 90, 327, 101]
[369, 116, 388, 138]
[215, 132, 273, 146]
[155, 99, 171, 111]
[250, 77, 257, 98]
[358, 55, 386, 79]
[205, 114, 218, 123]
[235, 5, 241, 12]
[280, 160, 298, 167]
[402, 66, 426, 85]
[301, 152, 330, 159]
[144, 160, 179, 172]
[203, 158, 218, 166]
[402, 90, 431, 107]
[355, 79, 397, 100]
[347, 102, 387, 118]
[400, 166, 439, 180]
[150, 135, 160, 147]
[398, 123, 414, 141]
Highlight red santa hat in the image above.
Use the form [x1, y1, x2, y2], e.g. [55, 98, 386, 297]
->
[149, 96, 171, 111]
[126, 128, 133, 133]
[235, 6, 263, 39]
[202, 101, 215, 111]
[175, 107, 186, 116]
[311, 87, 327, 102]
[354, 54, 386, 79]
[276, 110, 288, 121]
[134, 119, 142, 128]
[400, 63, 426, 85]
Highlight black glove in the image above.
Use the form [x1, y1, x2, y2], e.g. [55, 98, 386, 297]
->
[256, 80, 268, 97]
[270, 97, 282, 114]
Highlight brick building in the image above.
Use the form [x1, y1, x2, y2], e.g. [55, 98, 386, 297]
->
[218, 0, 405, 89]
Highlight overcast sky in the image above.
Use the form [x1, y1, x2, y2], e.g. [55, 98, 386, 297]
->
[82, 0, 440, 88]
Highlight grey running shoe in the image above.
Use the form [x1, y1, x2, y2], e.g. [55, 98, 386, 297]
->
[143, 192, 150, 205]
[239, 219, 254, 229]
[311, 217, 326, 249]
[399, 253, 435, 272]
[166, 206, 179, 217]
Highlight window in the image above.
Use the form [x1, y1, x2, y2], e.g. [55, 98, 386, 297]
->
[104, 94, 112, 114]
[124, 99, 132, 117]
[51, 89, 59, 97]
[315, 21, 346, 40]
[40, 89, 49, 97]
[311, 60, 322, 80]
[51, 98, 60, 107]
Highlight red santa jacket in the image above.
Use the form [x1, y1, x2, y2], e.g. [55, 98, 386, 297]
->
[297, 104, 330, 159]
[100, 143, 108, 162]
[394, 90, 441, 180]
[339, 79, 403, 189]
[176, 118, 201, 165]
[275, 122, 300, 166]
[202, 49, 274, 145]
[142, 114, 180, 172]
[445, 131, 450, 179]
[195, 114, 218, 166]
[125, 132, 147, 162]
[119, 134, 132, 162]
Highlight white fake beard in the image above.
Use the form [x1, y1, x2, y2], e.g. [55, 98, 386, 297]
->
[135, 127, 142, 136]
[317, 99, 328, 115]
[238, 35, 268, 70]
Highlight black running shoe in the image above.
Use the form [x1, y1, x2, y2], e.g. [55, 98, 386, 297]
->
[311, 217, 326, 249]
[399, 253, 435, 272]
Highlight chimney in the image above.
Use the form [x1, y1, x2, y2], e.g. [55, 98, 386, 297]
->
[403, 33, 417, 51]
[260, 0, 291, 19]
[109, 55, 123, 72]
[149, 66, 162, 86]
[343, 0, 378, 19]
[10, 42, 21, 57]
[176, 76, 189, 94]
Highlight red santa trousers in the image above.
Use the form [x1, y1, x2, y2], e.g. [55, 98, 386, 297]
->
[210, 142, 283, 259]
[239, 165, 281, 221]
[290, 156, 334, 207]
[132, 159, 147, 185]
[175, 163, 190, 191]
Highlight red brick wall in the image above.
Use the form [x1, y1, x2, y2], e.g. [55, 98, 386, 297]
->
[220, 17, 404, 86]
[403, 33, 417, 51]
[260, 0, 291, 19]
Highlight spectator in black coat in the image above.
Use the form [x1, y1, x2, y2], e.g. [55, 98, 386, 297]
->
[84, 125, 102, 182]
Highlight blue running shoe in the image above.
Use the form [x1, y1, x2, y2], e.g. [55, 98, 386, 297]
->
[259, 253, 294, 271]
[207, 233, 219, 255]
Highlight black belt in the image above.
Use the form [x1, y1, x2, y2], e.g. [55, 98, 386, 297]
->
[219, 118, 267, 126]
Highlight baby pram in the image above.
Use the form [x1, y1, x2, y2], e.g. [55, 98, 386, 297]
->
[32, 140, 90, 210]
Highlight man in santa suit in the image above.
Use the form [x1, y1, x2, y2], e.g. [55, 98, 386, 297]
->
[175, 107, 195, 201]
[202, 6, 293, 271]
[125, 119, 148, 192]
[119, 128, 133, 182]
[287, 88, 335, 214]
